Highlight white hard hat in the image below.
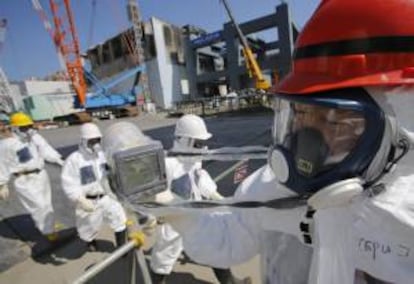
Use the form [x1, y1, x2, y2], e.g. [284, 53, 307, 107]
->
[80, 123, 102, 140]
[174, 114, 212, 140]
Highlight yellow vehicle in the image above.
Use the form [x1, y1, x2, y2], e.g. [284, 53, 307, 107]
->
[221, 0, 271, 90]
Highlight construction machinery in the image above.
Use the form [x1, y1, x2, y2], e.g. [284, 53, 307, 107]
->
[31, 0, 149, 122]
[220, 0, 271, 90]
[0, 67, 14, 116]
[0, 18, 15, 116]
[82, 65, 144, 118]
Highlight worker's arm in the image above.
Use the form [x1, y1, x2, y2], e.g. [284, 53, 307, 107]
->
[32, 133, 64, 166]
[164, 208, 261, 267]
[163, 165, 304, 268]
[0, 149, 10, 200]
[0, 138, 14, 185]
[61, 153, 84, 203]
[195, 168, 224, 200]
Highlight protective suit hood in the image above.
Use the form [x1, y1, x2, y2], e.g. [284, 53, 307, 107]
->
[13, 127, 36, 142]
[78, 123, 103, 157]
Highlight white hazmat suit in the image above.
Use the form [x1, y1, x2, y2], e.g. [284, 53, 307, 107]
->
[0, 132, 63, 235]
[163, 164, 414, 284]
[151, 114, 223, 275]
[61, 125, 127, 243]
[151, 156, 222, 274]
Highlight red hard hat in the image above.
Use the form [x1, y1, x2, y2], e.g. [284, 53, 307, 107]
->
[276, 0, 414, 95]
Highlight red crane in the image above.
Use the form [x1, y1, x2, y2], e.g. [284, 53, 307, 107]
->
[49, 0, 87, 107]
[32, 0, 87, 107]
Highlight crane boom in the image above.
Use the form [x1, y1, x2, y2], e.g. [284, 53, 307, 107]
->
[46, 0, 87, 107]
[221, 0, 271, 90]
[31, 0, 66, 70]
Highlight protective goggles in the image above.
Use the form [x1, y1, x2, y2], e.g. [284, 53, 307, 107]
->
[18, 125, 34, 133]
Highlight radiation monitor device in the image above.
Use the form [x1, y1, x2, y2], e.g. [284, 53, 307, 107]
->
[112, 141, 167, 202]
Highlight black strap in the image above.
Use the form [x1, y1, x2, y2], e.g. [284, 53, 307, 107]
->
[299, 222, 310, 233]
[138, 196, 307, 210]
[303, 234, 312, 245]
[14, 168, 41, 177]
[86, 194, 105, 200]
[294, 36, 414, 59]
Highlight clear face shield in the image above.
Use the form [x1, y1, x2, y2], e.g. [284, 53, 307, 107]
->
[103, 122, 167, 203]
[273, 99, 366, 177]
[269, 88, 385, 195]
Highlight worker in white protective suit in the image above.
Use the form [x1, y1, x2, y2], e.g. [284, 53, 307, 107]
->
[153, 1, 414, 283]
[151, 114, 251, 284]
[61, 123, 127, 251]
[0, 112, 64, 241]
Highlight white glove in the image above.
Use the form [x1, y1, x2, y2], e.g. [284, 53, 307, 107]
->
[140, 215, 158, 236]
[77, 195, 95, 212]
[210, 191, 224, 201]
[0, 184, 9, 200]
[56, 158, 65, 167]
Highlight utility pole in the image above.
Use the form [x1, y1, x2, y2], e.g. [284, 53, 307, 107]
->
[126, 0, 152, 108]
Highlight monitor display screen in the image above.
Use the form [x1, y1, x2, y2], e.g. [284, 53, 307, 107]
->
[119, 152, 161, 195]
[113, 142, 167, 201]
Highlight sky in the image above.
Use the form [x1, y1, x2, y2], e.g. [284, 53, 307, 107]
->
[0, 0, 320, 81]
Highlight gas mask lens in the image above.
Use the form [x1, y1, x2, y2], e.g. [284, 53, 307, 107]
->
[193, 139, 205, 149]
[16, 125, 34, 140]
[273, 98, 366, 177]
[19, 126, 33, 133]
[87, 138, 102, 152]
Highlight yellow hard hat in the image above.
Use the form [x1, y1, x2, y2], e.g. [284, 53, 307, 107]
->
[10, 112, 34, 127]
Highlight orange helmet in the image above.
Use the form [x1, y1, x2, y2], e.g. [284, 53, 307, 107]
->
[276, 0, 414, 95]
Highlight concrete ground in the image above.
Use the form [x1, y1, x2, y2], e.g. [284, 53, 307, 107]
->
[0, 225, 261, 284]
[0, 111, 272, 283]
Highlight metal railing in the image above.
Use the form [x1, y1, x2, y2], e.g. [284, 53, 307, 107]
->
[72, 240, 150, 284]
[173, 93, 270, 116]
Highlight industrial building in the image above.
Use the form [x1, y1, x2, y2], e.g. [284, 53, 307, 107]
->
[86, 16, 187, 109]
[2, 2, 297, 120]
[86, 2, 297, 110]
[185, 3, 298, 98]
[10, 80, 75, 121]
